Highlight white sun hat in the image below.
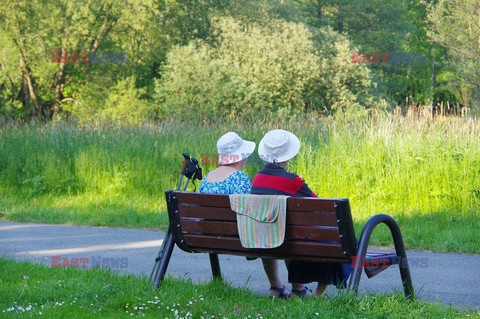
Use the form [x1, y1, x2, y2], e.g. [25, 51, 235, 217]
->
[216, 132, 256, 165]
[258, 129, 300, 163]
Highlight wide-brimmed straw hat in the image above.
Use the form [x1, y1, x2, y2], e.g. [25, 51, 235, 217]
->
[258, 129, 300, 163]
[217, 132, 256, 165]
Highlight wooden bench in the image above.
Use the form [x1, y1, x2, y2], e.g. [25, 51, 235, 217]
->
[151, 190, 414, 298]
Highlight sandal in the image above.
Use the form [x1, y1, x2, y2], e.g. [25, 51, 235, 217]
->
[269, 285, 291, 299]
[291, 286, 313, 298]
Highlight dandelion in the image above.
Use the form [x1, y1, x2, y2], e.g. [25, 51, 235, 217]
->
[23, 275, 29, 280]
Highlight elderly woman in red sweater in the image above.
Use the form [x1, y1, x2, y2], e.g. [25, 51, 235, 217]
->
[251, 129, 350, 298]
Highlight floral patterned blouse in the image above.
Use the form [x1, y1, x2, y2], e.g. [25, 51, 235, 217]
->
[199, 170, 251, 194]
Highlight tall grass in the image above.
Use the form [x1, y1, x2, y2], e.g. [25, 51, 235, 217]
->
[1, 111, 479, 252]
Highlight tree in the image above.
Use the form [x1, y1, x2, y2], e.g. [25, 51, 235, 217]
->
[297, 0, 437, 107]
[427, 0, 480, 110]
[0, 0, 240, 121]
[1, 0, 125, 118]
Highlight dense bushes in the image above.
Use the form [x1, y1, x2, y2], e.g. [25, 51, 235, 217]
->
[154, 17, 376, 118]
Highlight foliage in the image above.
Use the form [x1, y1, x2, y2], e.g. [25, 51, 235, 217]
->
[310, 27, 377, 115]
[0, 0, 227, 120]
[295, 0, 434, 106]
[70, 76, 153, 124]
[1, 0, 479, 120]
[155, 17, 375, 117]
[427, 0, 480, 111]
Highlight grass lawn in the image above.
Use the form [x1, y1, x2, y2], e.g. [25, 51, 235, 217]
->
[1, 258, 477, 318]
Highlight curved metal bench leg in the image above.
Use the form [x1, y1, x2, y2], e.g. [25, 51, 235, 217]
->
[347, 214, 415, 299]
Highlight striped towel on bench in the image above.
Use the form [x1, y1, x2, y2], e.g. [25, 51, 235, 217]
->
[229, 194, 288, 249]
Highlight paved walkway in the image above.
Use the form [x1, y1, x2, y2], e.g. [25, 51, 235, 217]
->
[0, 221, 478, 309]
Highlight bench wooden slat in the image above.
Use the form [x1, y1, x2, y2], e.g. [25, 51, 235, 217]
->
[175, 192, 231, 208]
[178, 204, 339, 226]
[179, 205, 236, 221]
[287, 211, 338, 226]
[287, 198, 338, 212]
[286, 225, 340, 242]
[175, 192, 339, 212]
[181, 219, 238, 234]
[180, 219, 341, 242]
[183, 234, 347, 260]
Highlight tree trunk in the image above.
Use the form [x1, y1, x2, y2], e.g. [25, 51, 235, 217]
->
[430, 42, 436, 105]
[84, 11, 118, 75]
[18, 50, 41, 118]
[317, 0, 322, 19]
[337, 5, 344, 34]
[52, 48, 67, 119]
[475, 81, 480, 111]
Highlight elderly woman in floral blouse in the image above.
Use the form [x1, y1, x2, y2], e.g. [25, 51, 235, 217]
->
[199, 131, 255, 195]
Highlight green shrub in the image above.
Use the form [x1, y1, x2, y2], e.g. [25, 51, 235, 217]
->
[69, 76, 152, 125]
[154, 17, 376, 118]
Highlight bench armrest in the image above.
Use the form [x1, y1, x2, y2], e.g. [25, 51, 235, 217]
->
[348, 214, 415, 299]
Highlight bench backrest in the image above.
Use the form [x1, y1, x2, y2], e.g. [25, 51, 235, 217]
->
[166, 190, 358, 263]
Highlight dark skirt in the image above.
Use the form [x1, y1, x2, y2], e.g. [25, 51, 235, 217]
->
[288, 260, 352, 288]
